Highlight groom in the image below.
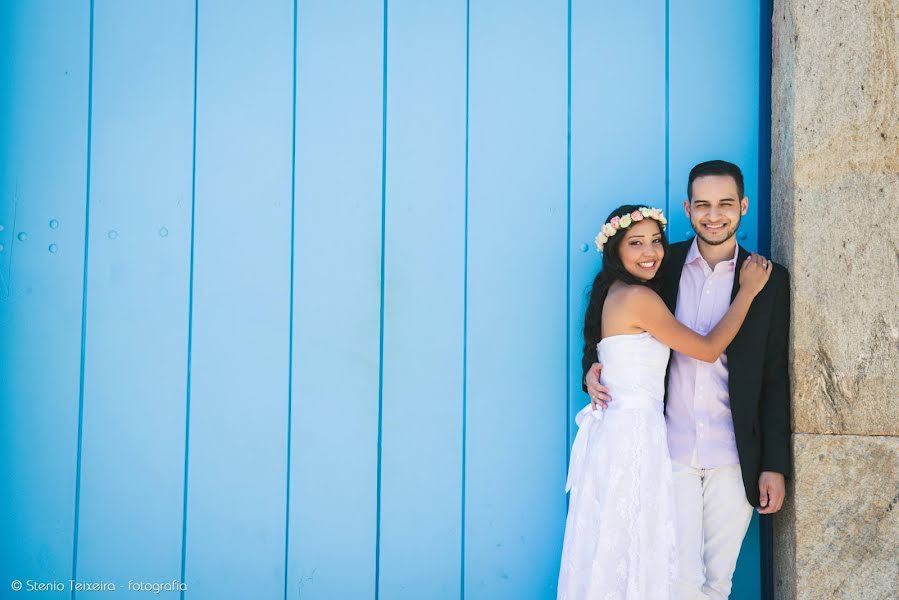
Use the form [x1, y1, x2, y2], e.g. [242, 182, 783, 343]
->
[583, 160, 791, 599]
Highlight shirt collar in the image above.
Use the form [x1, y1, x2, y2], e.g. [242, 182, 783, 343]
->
[685, 237, 703, 265]
[684, 237, 739, 270]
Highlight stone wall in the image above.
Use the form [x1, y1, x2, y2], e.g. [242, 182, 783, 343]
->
[770, 0, 899, 598]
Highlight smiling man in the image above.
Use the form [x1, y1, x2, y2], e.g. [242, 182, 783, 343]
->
[584, 160, 792, 599]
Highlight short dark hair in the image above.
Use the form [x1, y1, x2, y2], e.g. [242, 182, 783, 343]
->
[688, 160, 744, 201]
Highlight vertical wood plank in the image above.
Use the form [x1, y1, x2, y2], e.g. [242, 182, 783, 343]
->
[286, 1, 384, 598]
[0, 0, 90, 588]
[465, 1, 568, 597]
[378, 1, 467, 598]
[183, 1, 294, 597]
[74, 0, 194, 588]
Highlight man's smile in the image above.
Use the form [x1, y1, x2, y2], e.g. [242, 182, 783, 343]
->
[702, 222, 727, 231]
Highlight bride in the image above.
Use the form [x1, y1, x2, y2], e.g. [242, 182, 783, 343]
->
[556, 205, 770, 600]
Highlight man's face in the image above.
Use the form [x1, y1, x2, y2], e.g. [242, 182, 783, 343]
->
[683, 175, 748, 246]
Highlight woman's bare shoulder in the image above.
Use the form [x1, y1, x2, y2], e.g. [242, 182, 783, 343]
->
[609, 283, 660, 303]
[604, 284, 663, 317]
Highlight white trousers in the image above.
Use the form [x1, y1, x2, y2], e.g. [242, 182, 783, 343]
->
[672, 462, 754, 600]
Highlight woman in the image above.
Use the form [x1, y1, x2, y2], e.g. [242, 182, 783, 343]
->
[556, 205, 771, 600]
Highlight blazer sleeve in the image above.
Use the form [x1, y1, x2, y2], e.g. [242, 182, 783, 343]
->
[760, 265, 792, 476]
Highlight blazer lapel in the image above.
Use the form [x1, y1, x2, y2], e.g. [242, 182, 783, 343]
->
[663, 239, 692, 312]
[726, 244, 753, 377]
[731, 245, 751, 301]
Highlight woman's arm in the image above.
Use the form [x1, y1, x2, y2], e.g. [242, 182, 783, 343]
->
[630, 254, 772, 362]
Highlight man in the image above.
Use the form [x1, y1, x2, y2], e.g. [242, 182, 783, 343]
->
[583, 160, 791, 599]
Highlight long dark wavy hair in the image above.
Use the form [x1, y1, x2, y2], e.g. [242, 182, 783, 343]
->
[583, 204, 670, 355]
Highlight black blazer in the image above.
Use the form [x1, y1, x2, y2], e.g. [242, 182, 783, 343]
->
[581, 239, 792, 507]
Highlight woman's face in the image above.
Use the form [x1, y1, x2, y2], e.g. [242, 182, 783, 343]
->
[617, 219, 664, 281]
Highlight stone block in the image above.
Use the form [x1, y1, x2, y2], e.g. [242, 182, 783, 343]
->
[774, 433, 899, 599]
[771, 0, 899, 435]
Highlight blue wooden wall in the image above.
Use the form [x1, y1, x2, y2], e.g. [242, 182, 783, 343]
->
[0, 1, 763, 599]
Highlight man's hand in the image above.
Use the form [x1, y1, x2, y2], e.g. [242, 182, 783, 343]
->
[758, 471, 785, 514]
[584, 362, 611, 410]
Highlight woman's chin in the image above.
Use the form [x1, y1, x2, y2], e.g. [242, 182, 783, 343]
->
[627, 267, 659, 281]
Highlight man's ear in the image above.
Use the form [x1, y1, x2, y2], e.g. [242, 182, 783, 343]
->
[682, 199, 691, 218]
[741, 197, 749, 216]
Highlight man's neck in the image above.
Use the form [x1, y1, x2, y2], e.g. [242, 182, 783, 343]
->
[696, 237, 737, 270]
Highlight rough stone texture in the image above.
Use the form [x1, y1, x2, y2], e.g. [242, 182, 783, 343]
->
[773, 434, 899, 600]
[771, 0, 899, 437]
[771, 0, 899, 598]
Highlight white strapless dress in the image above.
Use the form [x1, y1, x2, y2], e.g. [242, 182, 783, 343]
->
[557, 332, 677, 600]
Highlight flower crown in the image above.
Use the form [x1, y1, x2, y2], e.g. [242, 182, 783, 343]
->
[594, 206, 667, 253]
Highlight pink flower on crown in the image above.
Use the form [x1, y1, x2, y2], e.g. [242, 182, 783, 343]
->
[631, 210, 644, 221]
[610, 216, 621, 229]
[651, 208, 662, 219]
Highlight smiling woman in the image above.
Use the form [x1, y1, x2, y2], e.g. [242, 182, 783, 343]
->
[581, 205, 670, 359]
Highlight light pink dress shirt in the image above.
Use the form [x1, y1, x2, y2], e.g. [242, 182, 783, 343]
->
[666, 238, 741, 468]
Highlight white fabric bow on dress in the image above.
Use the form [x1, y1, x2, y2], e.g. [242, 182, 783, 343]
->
[564, 404, 604, 493]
